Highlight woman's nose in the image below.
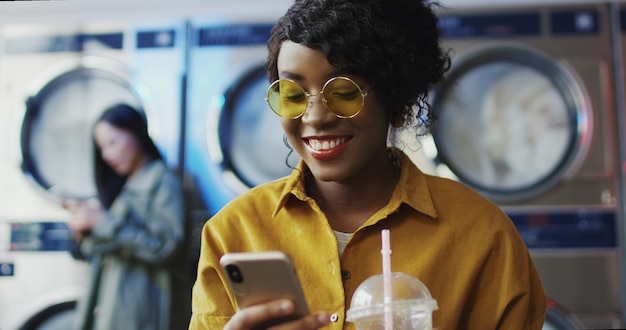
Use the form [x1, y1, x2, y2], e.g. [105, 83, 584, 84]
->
[101, 148, 115, 163]
[301, 94, 336, 126]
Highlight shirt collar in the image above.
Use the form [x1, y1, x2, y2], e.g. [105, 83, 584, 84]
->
[272, 161, 309, 217]
[123, 160, 165, 194]
[272, 148, 438, 220]
[390, 148, 438, 219]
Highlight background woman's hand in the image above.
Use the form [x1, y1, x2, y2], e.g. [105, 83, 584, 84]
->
[224, 299, 330, 330]
[63, 198, 105, 241]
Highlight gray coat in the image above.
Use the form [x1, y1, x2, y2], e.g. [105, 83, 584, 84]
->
[74, 161, 188, 330]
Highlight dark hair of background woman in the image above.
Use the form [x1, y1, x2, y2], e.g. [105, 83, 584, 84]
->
[266, 0, 450, 133]
[93, 103, 163, 209]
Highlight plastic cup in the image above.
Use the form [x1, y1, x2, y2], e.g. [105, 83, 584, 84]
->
[346, 272, 438, 330]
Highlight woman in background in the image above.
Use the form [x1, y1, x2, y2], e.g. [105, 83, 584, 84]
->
[64, 103, 188, 330]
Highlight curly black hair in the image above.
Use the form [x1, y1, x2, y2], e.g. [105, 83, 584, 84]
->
[267, 0, 450, 134]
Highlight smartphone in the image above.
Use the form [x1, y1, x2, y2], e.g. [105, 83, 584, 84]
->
[219, 251, 310, 326]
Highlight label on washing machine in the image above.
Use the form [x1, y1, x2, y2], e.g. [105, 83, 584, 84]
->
[550, 9, 598, 35]
[196, 24, 273, 46]
[508, 208, 616, 248]
[0, 262, 14, 276]
[9, 222, 73, 252]
[438, 12, 541, 39]
[137, 29, 176, 49]
[4, 32, 124, 55]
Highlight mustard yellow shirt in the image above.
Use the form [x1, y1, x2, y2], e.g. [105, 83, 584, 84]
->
[189, 150, 546, 329]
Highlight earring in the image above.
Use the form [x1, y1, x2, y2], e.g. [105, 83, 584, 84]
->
[282, 134, 297, 170]
[283, 134, 292, 149]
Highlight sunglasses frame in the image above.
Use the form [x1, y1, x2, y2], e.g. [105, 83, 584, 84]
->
[265, 76, 369, 119]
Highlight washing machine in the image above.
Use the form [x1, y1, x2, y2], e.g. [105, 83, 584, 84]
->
[397, 3, 620, 328]
[615, 4, 626, 327]
[185, 5, 294, 219]
[0, 19, 186, 330]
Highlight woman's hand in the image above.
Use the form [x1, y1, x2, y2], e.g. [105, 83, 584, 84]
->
[224, 299, 330, 330]
[63, 198, 105, 241]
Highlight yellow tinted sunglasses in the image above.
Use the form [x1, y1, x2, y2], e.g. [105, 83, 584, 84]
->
[265, 76, 368, 119]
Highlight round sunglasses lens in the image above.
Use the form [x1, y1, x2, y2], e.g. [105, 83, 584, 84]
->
[267, 80, 307, 118]
[323, 78, 364, 118]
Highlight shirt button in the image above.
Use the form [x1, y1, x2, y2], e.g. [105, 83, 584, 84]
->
[330, 313, 339, 322]
[341, 270, 351, 279]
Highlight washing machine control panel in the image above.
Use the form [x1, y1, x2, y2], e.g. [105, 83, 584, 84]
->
[508, 208, 616, 249]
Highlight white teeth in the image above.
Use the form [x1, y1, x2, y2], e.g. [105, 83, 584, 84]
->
[309, 137, 347, 151]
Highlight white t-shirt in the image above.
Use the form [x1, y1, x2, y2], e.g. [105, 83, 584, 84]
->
[334, 230, 353, 257]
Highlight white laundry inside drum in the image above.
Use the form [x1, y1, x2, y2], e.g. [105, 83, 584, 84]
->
[479, 65, 569, 187]
[432, 59, 576, 198]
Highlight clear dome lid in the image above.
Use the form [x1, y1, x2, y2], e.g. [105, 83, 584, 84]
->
[346, 272, 438, 322]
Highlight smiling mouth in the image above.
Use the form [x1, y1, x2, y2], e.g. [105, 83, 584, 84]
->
[306, 137, 350, 151]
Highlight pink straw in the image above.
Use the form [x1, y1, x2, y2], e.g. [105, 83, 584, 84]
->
[381, 229, 393, 330]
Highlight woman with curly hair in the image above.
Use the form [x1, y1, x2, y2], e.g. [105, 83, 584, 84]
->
[190, 0, 546, 329]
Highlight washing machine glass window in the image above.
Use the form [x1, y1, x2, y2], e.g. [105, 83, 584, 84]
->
[431, 46, 591, 202]
[21, 66, 143, 200]
[216, 64, 298, 189]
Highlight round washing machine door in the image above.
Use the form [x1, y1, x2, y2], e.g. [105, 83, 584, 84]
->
[211, 64, 298, 192]
[18, 301, 77, 330]
[20, 60, 144, 201]
[429, 44, 592, 202]
[542, 298, 586, 330]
